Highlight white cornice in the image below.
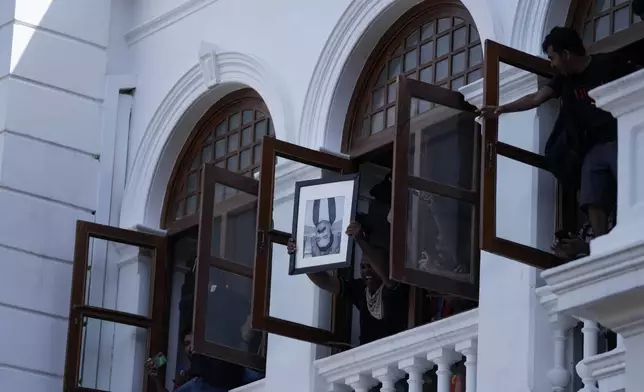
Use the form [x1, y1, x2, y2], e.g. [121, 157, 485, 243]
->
[589, 68, 644, 118]
[125, 0, 221, 45]
[541, 235, 644, 315]
[315, 309, 478, 383]
[584, 347, 625, 392]
[459, 66, 539, 109]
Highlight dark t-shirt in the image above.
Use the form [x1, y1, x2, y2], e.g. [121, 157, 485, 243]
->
[547, 53, 638, 147]
[189, 354, 244, 389]
[339, 278, 409, 345]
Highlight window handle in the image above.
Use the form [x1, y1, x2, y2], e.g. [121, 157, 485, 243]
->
[486, 142, 494, 170]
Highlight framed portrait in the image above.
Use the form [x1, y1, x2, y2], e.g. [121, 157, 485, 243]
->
[289, 173, 360, 275]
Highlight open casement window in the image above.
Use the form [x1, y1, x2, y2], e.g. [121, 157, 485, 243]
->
[480, 40, 565, 269]
[252, 136, 356, 346]
[194, 164, 265, 370]
[64, 221, 168, 392]
[393, 75, 480, 300]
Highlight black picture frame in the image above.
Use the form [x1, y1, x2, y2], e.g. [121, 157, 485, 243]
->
[289, 173, 360, 275]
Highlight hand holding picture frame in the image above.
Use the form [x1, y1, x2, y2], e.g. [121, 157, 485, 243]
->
[289, 173, 360, 275]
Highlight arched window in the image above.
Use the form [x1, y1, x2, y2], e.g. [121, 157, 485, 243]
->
[568, 0, 644, 52]
[165, 89, 273, 224]
[344, 1, 482, 153]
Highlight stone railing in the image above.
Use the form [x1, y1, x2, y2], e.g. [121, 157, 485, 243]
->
[315, 309, 478, 392]
[537, 286, 626, 392]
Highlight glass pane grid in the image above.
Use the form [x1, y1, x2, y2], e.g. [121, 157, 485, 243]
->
[581, 0, 638, 44]
[358, 14, 482, 141]
[172, 109, 273, 221]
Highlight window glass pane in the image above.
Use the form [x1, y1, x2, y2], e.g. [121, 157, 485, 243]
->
[215, 140, 226, 158]
[78, 318, 147, 391]
[408, 99, 477, 190]
[420, 41, 434, 64]
[437, 18, 452, 33]
[435, 59, 449, 81]
[614, 6, 630, 32]
[405, 189, 474, 281]
[372, 87, 385, 109]
[469, 44, 482, 66]
[240, 149, 251, 169]
[386, 106, 396, 128]
[253, 144, 262, 165]
[583, 22, 593, 45]
[371, 111, 385, 133]
[452, 52, 466, 74]
[595, 15, 610, 41]
[229, 113, 241, 130]
[186, 194, 198, 214]
[227, 156, 239, 171]
[202, 144, 213, 164]
[242, 127, 252, 146]
[228, 134, 239, 153]
[254, 120, 267, 141]
[594, 0, 610, 12]
[387, 83, 397, 104]
[388, 57, 402, 79]
[405, 30, 420, 48]
[420, 66, 433, 83]
[187, 172, 198, 192]
[204, 268, 261, 354]
[453, 26, 467, 49]
[421, 21, 435, 40]
[216, 121, 227, 136]
[242, 110, 254, 124]
[404, 50, 417, 71]
[467, 69, 482, 83]
[85, 239, 152, 316]
[437, 34, 450, 57]
[469, 26, 479, 42]
[451, 76, 466, 90]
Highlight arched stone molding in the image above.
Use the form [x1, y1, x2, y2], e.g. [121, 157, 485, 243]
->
[298, 0, 500, 152]
[510, 0, 572, 55]
[120, 49, 294, 229]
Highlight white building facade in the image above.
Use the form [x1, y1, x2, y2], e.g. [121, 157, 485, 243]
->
[1, 1, 644, 392]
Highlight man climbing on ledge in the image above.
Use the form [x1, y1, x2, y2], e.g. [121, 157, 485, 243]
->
[479, 26, 639, 242]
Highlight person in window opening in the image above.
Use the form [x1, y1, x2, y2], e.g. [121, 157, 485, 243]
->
[145, 327, 244, 392]
[288, 221, 408, 345]
[479, 26, 639, 242]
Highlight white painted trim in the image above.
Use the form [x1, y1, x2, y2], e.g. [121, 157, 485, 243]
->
[230, 379, 266, 392]
[510, 0, 572, 54]
[460, 66, 539, 108]
[120, 51, 294, 229]
[589, 68, 644, 118]
[125, 0, 221, 45]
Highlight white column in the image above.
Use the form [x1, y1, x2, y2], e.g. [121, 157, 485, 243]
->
[373, 366, 404, 392]
[456, 339, 478, 392]
[400, 357, 431, 392]
[546, 315, 576, 392]
[345, 374, 377, 392]
[429, 348, 460, 392]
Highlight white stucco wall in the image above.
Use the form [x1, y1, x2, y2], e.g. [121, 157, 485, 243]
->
[0, 0, 575, 391]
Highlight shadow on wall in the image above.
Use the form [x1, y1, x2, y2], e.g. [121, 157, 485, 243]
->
[0, 1, 140, 392]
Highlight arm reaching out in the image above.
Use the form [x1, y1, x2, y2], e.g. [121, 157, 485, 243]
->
[345, 222, 393, 287]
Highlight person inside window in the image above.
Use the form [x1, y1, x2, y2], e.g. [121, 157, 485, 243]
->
[145, 327, 245, 392]
[479, 26, 638, 240]
[288, 220, 408, 345]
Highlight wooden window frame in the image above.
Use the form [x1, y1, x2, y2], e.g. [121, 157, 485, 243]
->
[193, 163, 265, 371]
[480, 40, 566, 270]
[64, 221, 169, 392]
[392, 75, 480, 299]
[252, 136, 355, 346]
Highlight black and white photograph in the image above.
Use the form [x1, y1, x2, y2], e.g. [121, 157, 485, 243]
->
[289, 174, 360, 275]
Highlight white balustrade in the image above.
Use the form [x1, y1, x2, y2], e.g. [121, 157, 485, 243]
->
[315, 309, 478, 392]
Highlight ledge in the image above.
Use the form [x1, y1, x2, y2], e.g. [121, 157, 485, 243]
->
[460, 65, 540, 108]
[541, 234, 644, 318]
[315, 308, 478, 383]
[589, 68, 644, 118]
[584, 347, 626, 392]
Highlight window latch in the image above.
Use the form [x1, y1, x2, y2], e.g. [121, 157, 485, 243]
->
[486, 142, 494, 170]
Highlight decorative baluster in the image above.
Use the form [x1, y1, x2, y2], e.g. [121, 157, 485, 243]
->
[328, 382, 351, 392]
[547, 314, 576, 392]
[400, 357, 431, 392]
[576, 319, 599, 392]
[373, 366, 404, 392]
[456, 339, 478, 392]
[429, 348, 460, 392]
[345, 374, 377, 392]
